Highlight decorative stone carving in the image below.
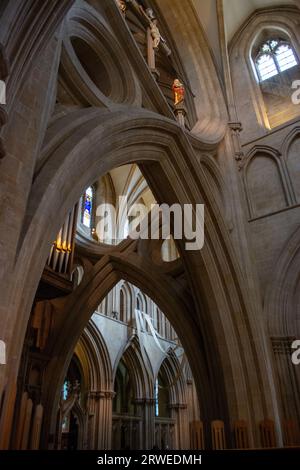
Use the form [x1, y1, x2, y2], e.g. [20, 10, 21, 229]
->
[228, 121, 244, 169]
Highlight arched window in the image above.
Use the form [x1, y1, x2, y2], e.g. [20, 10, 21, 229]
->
[81, 186, 94, 228]
[255, 39, 298, 82]
[154, 373, 170, 418]
[113, 359, 134, 415]
[120, 289, 125, 322]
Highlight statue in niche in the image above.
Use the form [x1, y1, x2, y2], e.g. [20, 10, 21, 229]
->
[149, 19, 161, 49]
[172, 79, 185, 106]
[146, 8, 161, 50]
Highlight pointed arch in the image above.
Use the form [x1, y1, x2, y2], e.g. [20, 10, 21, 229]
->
[243, 145, 289, 218]
[114, 336, 153, 400]
[75, 320, 113, 393]
[281, 126, 300, 203]
[156, 351, 187, 406]
[4, 107, 280, 449]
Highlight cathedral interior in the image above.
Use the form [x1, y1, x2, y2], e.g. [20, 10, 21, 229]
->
[1, 0, 300, 453]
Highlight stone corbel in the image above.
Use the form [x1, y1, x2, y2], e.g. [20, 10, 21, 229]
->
[174, 103, 187, 127]
[0, 43, 9, 159]
[89, 390, 116, 400]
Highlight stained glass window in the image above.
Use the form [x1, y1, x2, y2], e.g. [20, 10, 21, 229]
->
[276, 44, 297, 71]
[82, 186, 93, 228]
[255, 39, 298, 82]
[256, 53, 278, 81]
[155, 378, 159, 417]
[62, 380, 69, 400]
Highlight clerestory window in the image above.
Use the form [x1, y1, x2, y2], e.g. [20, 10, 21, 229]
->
[255, 39, 298, 82]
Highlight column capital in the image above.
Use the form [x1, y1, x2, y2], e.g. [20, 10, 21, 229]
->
[228, 121, 243, 132]
[88, 390, 116, 400]
[169, 403, 187, 410]
[133, 397, 156, 405]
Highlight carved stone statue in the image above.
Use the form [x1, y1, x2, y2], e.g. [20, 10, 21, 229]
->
[172, 79, 185, 106]
[150, 19, 161, 49]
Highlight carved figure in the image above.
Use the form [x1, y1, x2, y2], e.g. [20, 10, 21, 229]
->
[172, 79, 185, 106]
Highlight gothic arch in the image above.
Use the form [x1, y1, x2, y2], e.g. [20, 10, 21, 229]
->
[3, 107, 280, 448]
[229, 6, 300, 133]
[200, 153, 232, 227]
[265, 224, 300, 338]
[76, 320, 113, 393]
[71, 401, 86, 450]
[120, 281, 134, 324]
[136, 291, 146, 313]
[59, 0, 142, 107]
[114, 337, 153, 401]
[155, 352, 190, 448]
[264, 224, 300, 431]
[242, 145, 289, 218]
[156, 352, 187, 406]
[281, 126, 300, 203]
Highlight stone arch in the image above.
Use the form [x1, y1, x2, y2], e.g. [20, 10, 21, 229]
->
[120, 281, 134, 324]
[265, 225, 300, 338]
[71, 320, 114, 450]
[40, 246, 220, 447]
[59, 1, 141, 107]
[3, 107, 280, 449]
[76, 320, 113, 392]
[200, 153, 232, 228]
[114, 337, 153, 401]
[243, 145, 289, 218]
[281, 126, 300, 203]
[155, 352, 190, 448]
[155, 351, 187, 406]
[264, 225, 300, 433]
[136, 291, 146, 313]
[249, 26, 298, 81]
[71, 401, 86, 450]
[229, 6, 300, 135]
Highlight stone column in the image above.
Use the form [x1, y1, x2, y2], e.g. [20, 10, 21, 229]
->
[134, 398, 155, 449]
[30, 403, 43, 449]
[170, 403, 189, 449]
[87, 390, 115, 449]
[271, 337, 300, 444]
